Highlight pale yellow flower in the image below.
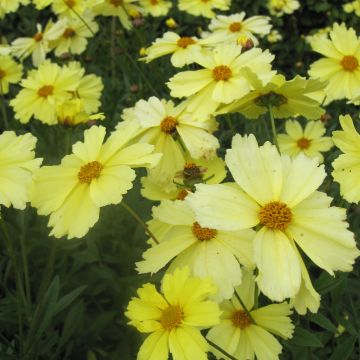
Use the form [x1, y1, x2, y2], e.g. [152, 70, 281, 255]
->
[0, 0, 29, 18]
[178, 0, 230, 18]
[0, 55, 22, 94]
[268, 0, 300, 16]
[139, 0, 172, 16]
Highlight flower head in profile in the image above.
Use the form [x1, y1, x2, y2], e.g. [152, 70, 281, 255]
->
[187, 134, 360, 301]
[207, 270, 294, 360]
[332, 114, 360, 203]
[125, 267, 221, 360]
[217, 71, 325, 120]
[168, 44, 275, 119]
[136, 200, 255, 300]
[0, 55, 22, 94]
[267, 0, 300, 16]
[0, 132, 42, 210]
[309, 23, 360, 102]
[178, 0, 230, 18]
[278, 120, 333, 163]
[30, 123, 161, 239]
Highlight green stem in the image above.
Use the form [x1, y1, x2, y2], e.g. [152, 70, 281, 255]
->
[19, 210, 31, 307]
[234, 291, 257, 325]
[207, 339, 238, 360]
[121, 201, 159, 244]
[62, 0, 95, 36]
[226, 114, 235, 133]
[0, 84, 9, 129]
[110, 17, 117, 88]
[267, 104, 279, 151]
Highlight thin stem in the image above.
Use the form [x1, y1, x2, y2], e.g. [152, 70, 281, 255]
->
[0, 84, 9, 129]
[19, 211, 31, 306]
[110, 17, 117, 88]
[62, 0, 95, 36]
[121, 201, 159, 244]
[207, 339, 238, 360]
[226, 114, 235, 133]
[267, 104, 279, 151]
[234, 291, 257, 325]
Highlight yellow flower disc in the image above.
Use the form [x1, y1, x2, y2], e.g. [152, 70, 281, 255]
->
[177, 37, 196, 48]
[160, 305, 183, 331]
[37, 85, 54, 98]
[212, 65, 232, 81]
[231, 310, 251, 329]
[192, 222, 217, 241]
[297, 137, 311, 149]
[259, 201, 292, 231]
[229, 22, 242, 32]
[160, 116, 177, 133]
[341, 55, 359, 71]
[78, 161, 103, 184]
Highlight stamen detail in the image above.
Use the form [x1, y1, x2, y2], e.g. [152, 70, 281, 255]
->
[192, 222, 217, 241]
[160, 305, 183, 330]
[297, 137, 311, 149]
[259, 201, 292, 231]
[212, 65, 232, 81]
[341, 55, 359, 71]
[160, 116, 177, 134]
[231, 310, 251, 329]
[229, 22, 242, 32]
[177, 37, 196, 48]
[38, 85, 54, 98]
[33, 32, 43, 42]
[78, 161, 103, 184]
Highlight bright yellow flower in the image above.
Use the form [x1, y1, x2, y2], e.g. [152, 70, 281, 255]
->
[187, 134, 360, 301]
[0, 132, 42, 210]
[168, 44, 275, 119]
[139, 0, 172, 16]
[343, 0, 360, 16]
[165, 17, 177, 29]
[332, 114, 360, 203]
[125, 267, 221, 360]
[267, 29, 282, 43]
[0, 55, 22, 94]
[137, 200, 255, 300]
[141, 32, 202, 68]
[309, 23, 360, 102]
[178, 0, 230, 18]
[267, 0, 300, 16]
[51, 0, 101, 18]
[207, 270, 294, 360]
[278, 120, 333, 163]
[218, 72, 325, 120]
[0, 0, 29, 17]
[30, 123, 161, 239]
[10, 61, 81, 125]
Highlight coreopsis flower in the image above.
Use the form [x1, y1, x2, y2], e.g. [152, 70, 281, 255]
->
[51, 15, 98, 56]
[10, 61, 81, 124]
[277, 120, 333, 163]
[187, 134, 360, 301]
[137, 200, 255, 300]
[30, 123, 161, 239]
[141, 153, 226, 201]
[267, 29, 282, 43]
[0, 0, 29, 18]
[139, 0, 172, 16]
[217, 72, 325, 120]
[202, 13, 272, 46]
[267, 0, 300, 16]
[343, 0, 360, 16]
[0, 55, 22, 94]
[125, 267, 221, 360]
[122, 97, 219, 186]
[51, 0, 100, 18]
[178, 0, 230, 18]
[0, 132, 42, 210]
[308, 23, 360, 102]
[140, 32, 202, 68]
[305, 27, 331, 47]
[11, 20, 66, 66]
[167, 44, 275, 119]
[207, 270, 294, 360]
[93, 0, 142, 30]
[332, 115, 360, 203]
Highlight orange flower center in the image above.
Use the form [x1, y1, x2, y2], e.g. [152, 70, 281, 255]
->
[160, 116, 177, 134]
[177, 37, 196, 48]
[160, 305, 183, 330]
[37, 85, 54, 98]
[0, 69, 6, 79]
[231, 310, 251, 329]
[297, 137, 311, 149]
[110, 0, 123, 6]
[192, 222, 217, 241]
[78, 161, 103, 184]
[259, 201, 292, 231]
[33, 32, 43, 42]
[341, 55, 359, 71]
[229, 22, 242, 32]
[212, 65, 232, 81]
[64, 0, 76, 6]
[176, 189, 189, 200]
[150, 0, 158, 4]
[63, 28, 76, 38]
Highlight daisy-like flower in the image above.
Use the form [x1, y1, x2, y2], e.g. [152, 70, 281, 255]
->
[278, 120, 334, 163]
[93, 0, 142, 30]
[51, 0, 100, 18]
[217, 71, 325, 120]
[11, 20, 66, 67]
[167, 44, 275, 119]
[51, 15, 98, 56]
[139, 0, 172, 16]
[30, 123, 161, 239]
[0, 0, 29, 18]
[122, 96, 219, 186]
[141, 153, 226, 201]
[267, 0, 300, 17]
[187, 134, 360, 301]
[207, 270, 294, 360]
[140, 32, 202, 68]
[125, 267, 221, 360]
[0, 55, 22, 94]
[332, 114, 360, 203]
[137, 200, 255, 300]
[178, 0, 230, 18]
[10, 61, 81, 125]
[0, 132, 42, 210]
[267, 29, 282, 43]
[202, 12, 272, 46]
[308, 23, 360, 102]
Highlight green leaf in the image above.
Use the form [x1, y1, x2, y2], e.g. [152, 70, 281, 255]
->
[53, 285, 87, 316]
[290, 327, 323, 348]
[309, 313, 337, 332]
[329, 336, 356, 360]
